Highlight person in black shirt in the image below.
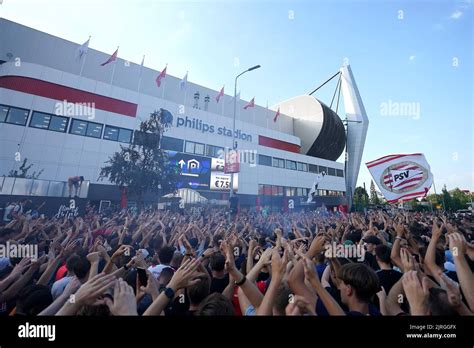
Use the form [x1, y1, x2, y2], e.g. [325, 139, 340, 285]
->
[375, 244, 402, 294]
[208, 253, 229, 294]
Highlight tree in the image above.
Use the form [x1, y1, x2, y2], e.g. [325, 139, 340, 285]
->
[99, 109, 180, 208]
[353, 186, 368, 212]
[370, 180, 380, 205]
[8, 158, 43, 179]
[450, 188, 472, 211]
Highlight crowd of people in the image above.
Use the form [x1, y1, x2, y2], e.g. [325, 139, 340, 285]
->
[0, 202, 472, 317]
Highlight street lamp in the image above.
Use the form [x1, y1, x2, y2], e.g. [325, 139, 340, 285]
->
[343, 118, 362, 212]
[229, 65, 261, 199]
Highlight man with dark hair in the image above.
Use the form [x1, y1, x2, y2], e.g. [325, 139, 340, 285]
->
[186, 275, 210, 315]
[51, 255, 90, 299]
[196, 293, 235, 316]
[337, 263, 380, 316]
[68, 176, 84, 198]
[15, 284, 53, 316]
[209, 253, 229, 293]
[148, 246, 175, 278]
[375, 244, 402, 294]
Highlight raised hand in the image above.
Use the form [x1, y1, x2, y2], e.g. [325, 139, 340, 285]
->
[167, 258, 202, 291]
[401, 271, 430, 315]
[105, 279, 138, 316]
[72, 273, 116, 306]
[400, 248, 415, 273]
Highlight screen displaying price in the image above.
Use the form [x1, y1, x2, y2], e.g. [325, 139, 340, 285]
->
[210, 172, 238, 191]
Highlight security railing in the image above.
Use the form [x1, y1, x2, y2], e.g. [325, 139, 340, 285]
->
[0, 176, 89, 198]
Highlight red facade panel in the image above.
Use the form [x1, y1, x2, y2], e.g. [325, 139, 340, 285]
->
[0, 75, 137, 117]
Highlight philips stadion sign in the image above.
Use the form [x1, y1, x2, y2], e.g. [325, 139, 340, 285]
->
[175, 116, 253, 142]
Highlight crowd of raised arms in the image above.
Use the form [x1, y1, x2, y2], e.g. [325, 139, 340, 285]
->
[0, 203, 473, 317]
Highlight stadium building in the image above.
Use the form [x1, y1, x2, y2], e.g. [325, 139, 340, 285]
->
[0, 18, 368, 213]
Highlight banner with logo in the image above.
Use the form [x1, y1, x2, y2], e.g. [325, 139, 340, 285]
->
[366, 153, 433, 204]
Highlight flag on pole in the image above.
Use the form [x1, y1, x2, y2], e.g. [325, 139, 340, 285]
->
[180, 71, 188, 91]
[155, 65, 167, 88]
[243, 97, 255, 109]
[100, 48, 118, 66]
[76, 37, 90, 61]
[273, 107, 280, 123]
[366, 153, 433, 204]
[216, 86, 224, 103]
[140, 55, 145, 68]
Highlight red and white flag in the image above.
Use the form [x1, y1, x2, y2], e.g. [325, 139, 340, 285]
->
[244, 97, 255, 109]
[216, 86, 224, 103]
[366, 153, 433, 204]
[155, 65, 167, 88]
[273, 107, 280, 122]
[100, 48, 118, 66]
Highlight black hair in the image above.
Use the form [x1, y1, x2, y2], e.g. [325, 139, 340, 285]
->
[187, 275, 210, 305]
[209, 253, 226, 272]
[16, 284, 53, 316]
[375, 244, 392, 264]
[158, 246, 175, 264]
[196, 293, 235, 316]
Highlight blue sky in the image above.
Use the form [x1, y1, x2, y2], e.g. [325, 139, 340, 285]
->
[1, 0, 472, 192]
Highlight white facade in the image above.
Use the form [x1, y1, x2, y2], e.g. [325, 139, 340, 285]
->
[0, 19, 352, 205]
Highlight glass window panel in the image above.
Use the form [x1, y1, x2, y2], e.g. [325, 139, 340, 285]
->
[6, 107, 29, 125]
[104, 126, 119, 141]
[118, 128, 132, 143]
[49, 115, 68, 132]
[30, 112, 51, 129]
[194, 143, 205, 155]
[327, 167, 336, 176]
[86, 122, 103, 138]
[70, 119, 87, 135]
[185, 141, 195, 153]
[336, 169, 344, 177]
[0, 105, 9, 123]
[318, 166, 327, 174]
[286, 160, 297, 170]
[308, 164, 318, 173]
[162, 136, 183, 152]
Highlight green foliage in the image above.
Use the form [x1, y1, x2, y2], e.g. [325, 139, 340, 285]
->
[370, 180, 380, 205]
[353, 186, 369, 212]
[8, 158, 43, 179]
[99, 109, 180, 207]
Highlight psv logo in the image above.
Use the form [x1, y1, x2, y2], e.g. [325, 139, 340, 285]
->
[380, 161, 428, 193]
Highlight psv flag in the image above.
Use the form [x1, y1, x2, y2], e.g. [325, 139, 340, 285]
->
[366, 153, 433, 204]
[100, 48, 118, 66]
[244, 97, 255, 109]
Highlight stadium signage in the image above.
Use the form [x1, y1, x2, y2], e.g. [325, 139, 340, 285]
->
[176, 116, 253, 142]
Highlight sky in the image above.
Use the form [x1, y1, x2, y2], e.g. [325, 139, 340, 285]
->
[1, 0, 473, 193]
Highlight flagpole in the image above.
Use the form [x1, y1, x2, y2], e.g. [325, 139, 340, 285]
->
[137, 54, 145, 93]
[161, 63, 167, 99]
[79, 35, 91, 77]
[110, 46, 119, 85]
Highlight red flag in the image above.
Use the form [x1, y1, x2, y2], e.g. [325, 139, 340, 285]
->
[155, 65, 167, 88]
[100, 48, 118, 66]
[243, 97, 255, 109]
[216, 86, 224, 103]
[273, 107, 280, 122]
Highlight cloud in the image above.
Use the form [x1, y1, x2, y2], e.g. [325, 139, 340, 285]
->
[409, 55, 416, 61]
[450, 10, 463, 19]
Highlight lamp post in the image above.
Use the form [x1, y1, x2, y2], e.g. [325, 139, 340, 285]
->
[229, 65, 261, 199]
[343, 118, 362, 212]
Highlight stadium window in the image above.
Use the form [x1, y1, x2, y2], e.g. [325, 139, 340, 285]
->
[308, 164, 318, 173]
[5, 106, 29, 126]
[49, 115, 69, 132]
[277, 186, 284, 196]
[272, 157, 285, 168]
[162, 136, 183, 152]
[194, 142, 205, 155]
[258, 184, 264, 195]
[286, 160, 297, 170]
[118, 128, 132, 143]
[185, 141, 195, 153]
[318, 165, 327, 174]
[285, 187, 296, 196]
[327, 167, 336, 176]
[103, 125, 119, 141]
[336, 169, 344, 177]
[297, 162, 308, 171]
[206, 144, 224, 158]
[86, 122, 103, 138]
[258, 154, 272, 167]
[263, 185, 272, 195]
[0, 105, 8, 123]
[30, 112, 68, 132]
[70, 119, 88, 136]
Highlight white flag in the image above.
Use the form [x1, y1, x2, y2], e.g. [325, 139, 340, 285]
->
[180, 72, 188, 91]
[366, 153, 433, 204]
[76, 37, 90, 61]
